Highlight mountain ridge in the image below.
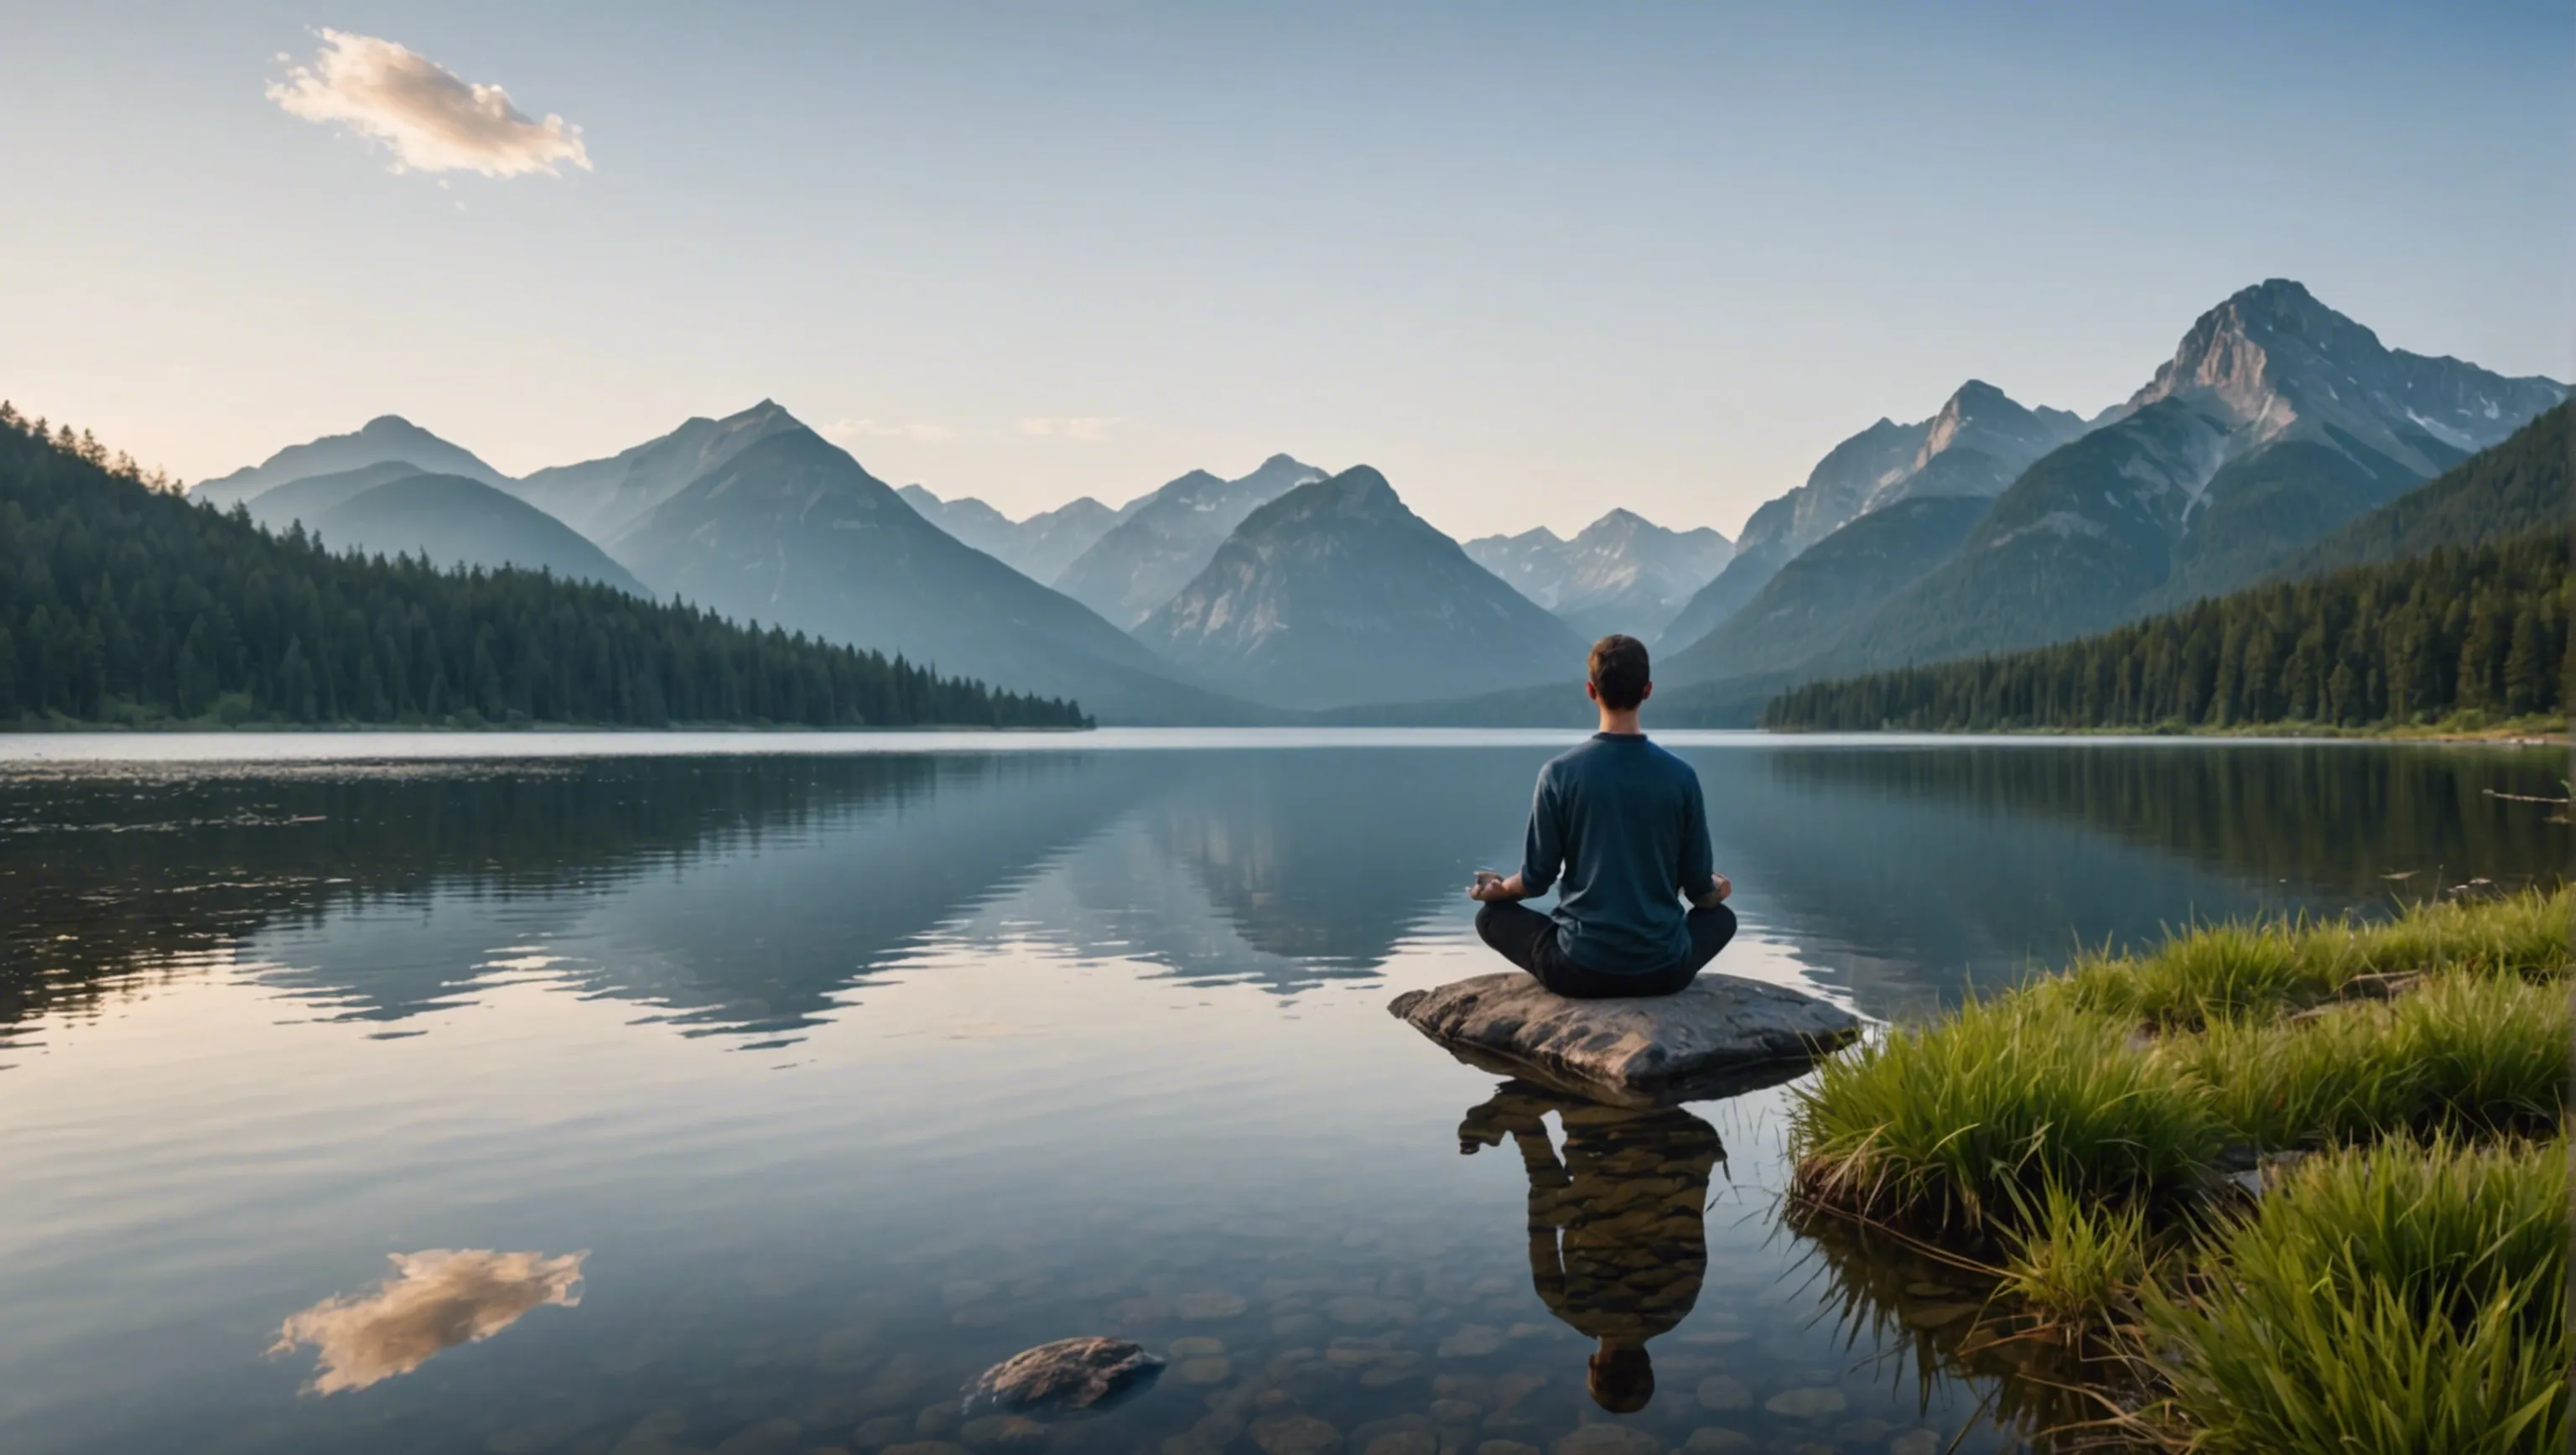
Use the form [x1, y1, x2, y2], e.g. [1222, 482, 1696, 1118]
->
[1055, 454, 1325, 626]
[608, 424, 1271, 725]
[1140, 465, 1587, 710]
[194, 416, 509, 508]
[1466, 508, 1733, 640]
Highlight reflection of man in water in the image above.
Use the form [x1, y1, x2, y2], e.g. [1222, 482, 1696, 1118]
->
[1459, 1081, 1724, 1412]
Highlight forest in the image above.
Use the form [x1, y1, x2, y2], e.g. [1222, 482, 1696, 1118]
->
[1763, 526, 2568, 733]
[0, 406, 1088, 729]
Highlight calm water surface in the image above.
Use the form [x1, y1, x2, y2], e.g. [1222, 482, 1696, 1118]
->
[1, 730, 2563, 1455]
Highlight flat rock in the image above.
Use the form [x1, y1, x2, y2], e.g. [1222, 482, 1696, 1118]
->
[1389, 973, 1862, 1106]
[962, 1338, 1164, 1416]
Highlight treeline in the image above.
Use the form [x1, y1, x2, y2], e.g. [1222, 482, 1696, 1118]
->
[0, 406, 1088, 729]
[1763, 527, 2568, 732]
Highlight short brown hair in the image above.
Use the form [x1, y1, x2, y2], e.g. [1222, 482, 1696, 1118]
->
[1588, 634, 1650, 710]
[1587, 1345, 1654, 1412]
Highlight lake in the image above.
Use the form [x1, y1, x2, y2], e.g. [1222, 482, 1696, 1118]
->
[0, 730, 2562, 1455]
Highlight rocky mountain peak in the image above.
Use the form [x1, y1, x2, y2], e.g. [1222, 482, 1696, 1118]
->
[2126, 278, 2563, 472]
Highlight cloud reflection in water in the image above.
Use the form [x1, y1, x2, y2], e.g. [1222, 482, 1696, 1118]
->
[271, 1248, 586, 1394]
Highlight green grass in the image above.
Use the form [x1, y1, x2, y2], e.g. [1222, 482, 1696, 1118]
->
[1996, 1179, 2156, 1332]
[1789, 889, 2572, 1450]
[2142, 1136, 2566, 1454]
[2047, 885, 2570, 1029]
[1789, 994, 2223, 1232]
[2172, 971, 2568, 1147]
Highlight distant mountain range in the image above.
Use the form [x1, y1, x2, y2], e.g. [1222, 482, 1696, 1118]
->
[1659, 380, 2086, 651]
[193, 415, 509, 509]
[247, 463, 645, 595]
[1054, 455, 1327, 628]
[179, 277, 2559, 727]
[1466, 510, 1733, 640]
[1657, 280, 2566, 709]
[600, 424, 1263, 724]
[1140, 466, 1587, 709]
[510, 400, 804, 543]
[897, 485, 1123, 584]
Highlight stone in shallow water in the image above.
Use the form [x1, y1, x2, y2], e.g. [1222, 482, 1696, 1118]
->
[960, 1338, 1165, 1417]
[1762, 1387, 1848, 1418]
[1251, 1413, 1343, 1455]
[1386, 974, 1862, 1107]
[1678, 1431, 1750, 1455]
[1436, 1324, 1506, 1358]
[960, 1415, 1051, 1451]
[1693, 1375, 1752, 1411]
[1176, 1291, 1249, 1321]
[1887, 1432, 1940, 1455]
[1550, 1427, 1661, 1455]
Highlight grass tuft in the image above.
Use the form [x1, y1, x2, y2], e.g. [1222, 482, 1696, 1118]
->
[1788, 995, 2222, 1232]
[2044, 885, 2570, 1029]
[2143, 1135, 2567, 1454]
[1995, 1179, 2155, 1333]
[2170, 971, 2567, 1148]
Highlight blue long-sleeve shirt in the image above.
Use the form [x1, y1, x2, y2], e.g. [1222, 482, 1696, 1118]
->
[1519, 733, 1715, 975]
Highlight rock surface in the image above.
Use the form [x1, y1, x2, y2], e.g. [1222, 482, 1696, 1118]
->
[1388, 974, 1861, 1106]
[961, 1337, 1163, 1416]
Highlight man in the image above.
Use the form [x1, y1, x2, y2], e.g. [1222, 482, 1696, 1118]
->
[1468, 634, 1735, 997]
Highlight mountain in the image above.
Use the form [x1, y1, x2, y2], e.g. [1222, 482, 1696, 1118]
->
[301, 474, 648, 595]
[1138, 465, 1588, 710]
[3, 412, 1083, 729]
[1862, 382, 2090, 512]
[1054, 454, 1326, 626]
[1820, 280, 2566, 673]
[605, 423, 1265, 725]
[1658, 382, 2082, 649]
[1660, 496, 1994, 683]
[238, 460, 433, 530]
[1465, 510, 1734, 640]
[511, 400, 803, 542]
[898, 485, 1123, 583]
[192, 416, 507, 509]
[2286, 403, 2570, 576]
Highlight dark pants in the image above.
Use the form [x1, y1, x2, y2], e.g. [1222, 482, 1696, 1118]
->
[1475, 900, 1737, 999]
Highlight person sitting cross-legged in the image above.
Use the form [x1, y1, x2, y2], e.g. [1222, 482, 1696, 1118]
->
[1467, 634, 1735, 998]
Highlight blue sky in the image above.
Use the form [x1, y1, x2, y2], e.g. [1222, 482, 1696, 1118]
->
[2, 2, 2563, 538]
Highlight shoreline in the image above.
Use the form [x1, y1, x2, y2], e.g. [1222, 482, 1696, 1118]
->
[1763, 717, 2568, 747]
[1786, 889, 2570, 1448]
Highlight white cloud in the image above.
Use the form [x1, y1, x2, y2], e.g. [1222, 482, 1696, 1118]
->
[825, 418, 957, 444]
[267, 30, 591, 178]
[1017, 416, 1130, 443]
[271, 1248, 586, 1394]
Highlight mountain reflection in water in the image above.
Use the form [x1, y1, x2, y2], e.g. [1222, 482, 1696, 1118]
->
[3, 740, 2562, 1045]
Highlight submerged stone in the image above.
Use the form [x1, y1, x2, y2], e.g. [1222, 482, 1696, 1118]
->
[961, 1338, 1165, 1417]
[1388, 973, 1862, 1106]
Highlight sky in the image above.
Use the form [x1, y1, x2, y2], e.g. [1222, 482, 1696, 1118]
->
[1, 2, 2565, 540]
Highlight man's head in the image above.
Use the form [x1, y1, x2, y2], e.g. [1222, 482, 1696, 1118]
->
[1587, 1341, 1654, 1412]
[1587, 634, 1653, 713]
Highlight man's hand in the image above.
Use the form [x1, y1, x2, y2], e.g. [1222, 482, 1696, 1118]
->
[1691, 872, 1733, 909]
[1469, 870, 1526, 903]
